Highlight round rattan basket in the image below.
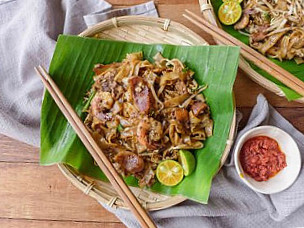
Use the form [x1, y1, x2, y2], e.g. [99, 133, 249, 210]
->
[58, 16, 237, 211]
[199, 0, 304, 103]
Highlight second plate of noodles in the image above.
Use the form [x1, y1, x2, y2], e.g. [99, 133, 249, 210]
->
[234, 0, 304, 64]
[84, 52, 213, 187]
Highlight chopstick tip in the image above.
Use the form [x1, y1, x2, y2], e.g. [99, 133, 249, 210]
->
[34, 65, 49, 83]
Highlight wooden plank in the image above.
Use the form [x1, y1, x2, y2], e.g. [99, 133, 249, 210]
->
[0, 218, 125, 228]
[1, 107, 303, 163]
[239, 107, 304, 133]
[1, 108, 304, 163]
[234, 73, 303, 108]
[0, 163, 120, 223]
[0, 135, 39, 163]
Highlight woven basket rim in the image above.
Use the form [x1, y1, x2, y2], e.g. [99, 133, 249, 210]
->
[58, 15, 236, 211]
[199, 0, 304, 103]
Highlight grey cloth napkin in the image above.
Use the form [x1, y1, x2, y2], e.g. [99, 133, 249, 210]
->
[84, 1, 158, 27]
[0, 0, 158, 147]
[104, 94, 304, 228]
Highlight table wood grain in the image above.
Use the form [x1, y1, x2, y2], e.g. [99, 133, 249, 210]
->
[1, 1, 304, 227]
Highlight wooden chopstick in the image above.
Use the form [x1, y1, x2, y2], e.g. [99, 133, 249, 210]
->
[35, 66, 156, 228]
[183, 10, 304, 97]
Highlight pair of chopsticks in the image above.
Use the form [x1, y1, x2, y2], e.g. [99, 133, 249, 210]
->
[183, 10, 304, 97]
[35, 66, 156, 228]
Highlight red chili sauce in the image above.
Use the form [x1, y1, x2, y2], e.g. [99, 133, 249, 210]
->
[239, 136, 287, 182]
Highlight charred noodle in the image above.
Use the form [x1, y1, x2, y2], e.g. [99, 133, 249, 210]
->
[235, 0, 304, 64]
[83, 52, 213, 187]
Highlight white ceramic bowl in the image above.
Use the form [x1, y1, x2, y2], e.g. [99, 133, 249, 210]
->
[234, 126, 301, 194]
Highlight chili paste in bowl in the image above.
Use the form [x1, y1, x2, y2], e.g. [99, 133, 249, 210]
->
[240, 136, 287, 182]
[234, 126, 301, 194]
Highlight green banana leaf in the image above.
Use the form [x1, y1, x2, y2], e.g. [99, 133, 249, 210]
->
[40, 35, 240, 203]
[211, 0, 304, 101]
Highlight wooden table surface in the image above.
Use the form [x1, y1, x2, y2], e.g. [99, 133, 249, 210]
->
[1, 0, 304, 227]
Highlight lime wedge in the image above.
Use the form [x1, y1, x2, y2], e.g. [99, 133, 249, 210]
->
[218, 1, 242, 25]
[179, 150, 196, 176]
[156, 160, 184, 186]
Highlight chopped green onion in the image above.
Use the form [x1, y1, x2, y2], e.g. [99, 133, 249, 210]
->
[263, 12, 270, 21]
[182, 67, 189, 73]
[191, 84, 207, 92]
[82, 90, 96, 112]
[117, 124, 124, 132]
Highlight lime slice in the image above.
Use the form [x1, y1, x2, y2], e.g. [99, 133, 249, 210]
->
[156, 160, 184, 186]
[218, 1, 242, 25]
[179, 150, 196, 176]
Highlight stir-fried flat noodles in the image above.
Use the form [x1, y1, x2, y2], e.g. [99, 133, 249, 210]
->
[84, 52, 213, 187]
[235, 0, 304, 64]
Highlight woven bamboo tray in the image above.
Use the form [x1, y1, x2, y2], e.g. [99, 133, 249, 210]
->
[58, 16, 236, 211]
[199, 0, 304, 103]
